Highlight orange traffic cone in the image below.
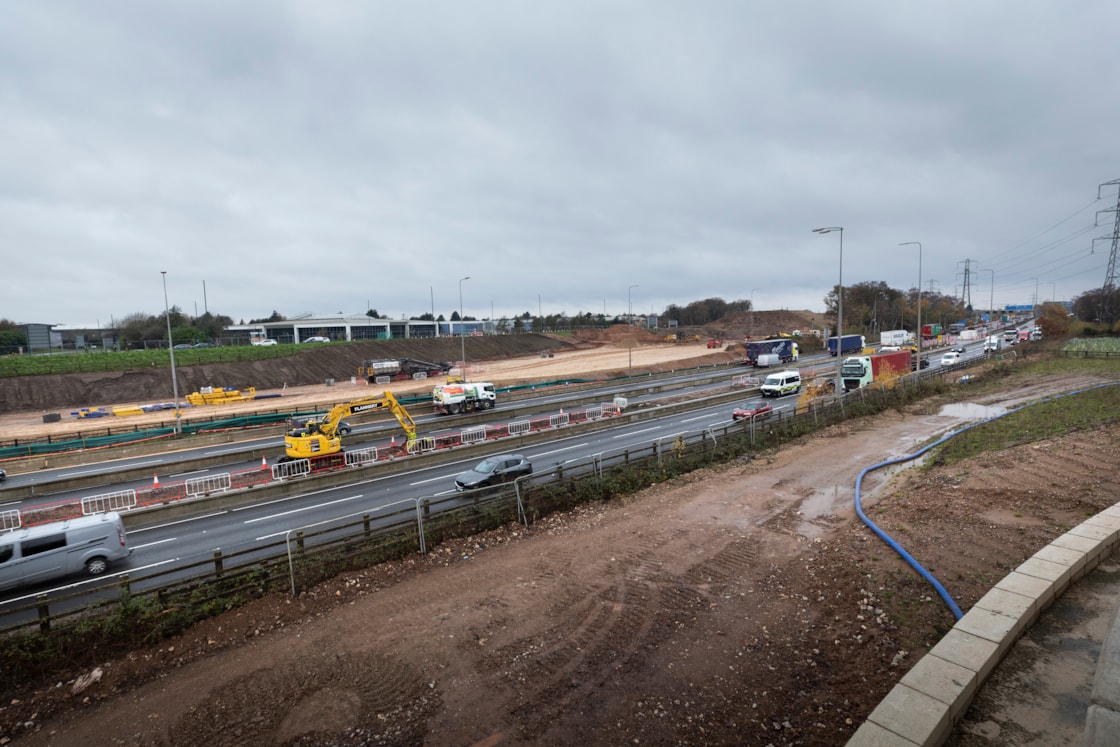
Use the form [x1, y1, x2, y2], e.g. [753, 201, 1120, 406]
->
[153, 473, 160, 487]
[390, 435, 396, 448]
[260, 456, 268, 470]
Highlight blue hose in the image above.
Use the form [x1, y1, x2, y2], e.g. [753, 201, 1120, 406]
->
[853, 381, 1120, 621]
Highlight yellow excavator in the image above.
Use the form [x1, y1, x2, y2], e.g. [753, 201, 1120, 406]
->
[282, 391, 417, 462]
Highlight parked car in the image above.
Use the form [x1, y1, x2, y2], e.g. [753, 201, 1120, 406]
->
[732, 402, 773, 421]
[940, 351, 961, 366]
[455, 454, 533, 492]
[303, 336, 331, 343]
[172, 343, 193, 349]
[193, 342, 213, 348]
[252, 339, 278, 346]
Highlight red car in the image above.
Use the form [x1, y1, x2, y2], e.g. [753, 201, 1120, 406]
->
[732, 402, 773, 421]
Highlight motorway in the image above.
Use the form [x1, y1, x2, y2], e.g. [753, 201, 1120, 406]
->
[0, 337, 999, 620]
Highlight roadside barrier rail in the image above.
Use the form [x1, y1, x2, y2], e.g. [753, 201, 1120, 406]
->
[4, 402, 626, 530]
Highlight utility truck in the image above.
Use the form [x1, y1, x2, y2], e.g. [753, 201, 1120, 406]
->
[839, 350, 911, 391]
[281, 392, 416, 467]
[432, 382, 496, 415]
[744, 338, 799, 366]
[827, 334, 866, 356]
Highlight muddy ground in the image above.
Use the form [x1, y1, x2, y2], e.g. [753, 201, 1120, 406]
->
[2, 338, 1117, 745]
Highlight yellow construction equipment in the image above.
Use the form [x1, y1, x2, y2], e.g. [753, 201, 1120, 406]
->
[282, 392, 416, 463]
[186, 387, 257, 406]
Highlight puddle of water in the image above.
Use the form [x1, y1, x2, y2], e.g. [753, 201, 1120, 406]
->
[938, 402, 1006, 420]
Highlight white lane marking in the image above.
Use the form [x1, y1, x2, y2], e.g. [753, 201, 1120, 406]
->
[131, 537, 178, 550]
[532, 443, 587, 457]
[614, 426, 661, 439]
[681, 412, 723, 423]
[59, 459, 164, 477]
[204, 447, 259, 456]
[242, 494, 365, 524]
[170, 469, 209, 478]
[128, 512, 228, 532]
[412, 473, 454, 486]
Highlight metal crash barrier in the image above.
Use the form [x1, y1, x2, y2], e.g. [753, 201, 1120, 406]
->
[7, 401, 627, 528]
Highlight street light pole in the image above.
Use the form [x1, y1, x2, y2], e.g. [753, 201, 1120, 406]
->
[812, 227, 843, 396]
[161, 271, 181, 435]
[750, 288, 760, 340]
[628, 284, 639, 377]
[1030, 277, 1039, 316]
[459, 276, 470, 381]
[979, 268, 994, 329]
[899, 242, 922, 372]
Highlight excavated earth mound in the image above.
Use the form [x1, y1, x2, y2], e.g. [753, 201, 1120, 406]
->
[0, 333, 589, 413]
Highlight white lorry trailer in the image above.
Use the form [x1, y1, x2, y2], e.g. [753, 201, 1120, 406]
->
[880, 329, 910, 347]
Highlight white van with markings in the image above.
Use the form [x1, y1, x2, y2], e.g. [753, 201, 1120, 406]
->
[760, 370, 801, 397]
[0, 512, 131, 591]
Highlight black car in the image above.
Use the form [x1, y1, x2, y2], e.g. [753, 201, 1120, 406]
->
[455, 454, 532, 492]
[0, 467, 5, 483]
[951, 346, 967, 354]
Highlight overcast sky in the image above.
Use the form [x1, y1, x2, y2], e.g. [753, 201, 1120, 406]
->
[3, 1, 1118, 329]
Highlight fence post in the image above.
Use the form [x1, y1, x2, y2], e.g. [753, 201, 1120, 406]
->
[364, 513, 372, 537]
[118, 573, 131, 597]
[213, 550, 224, 577]
[37, 594, 51, 633]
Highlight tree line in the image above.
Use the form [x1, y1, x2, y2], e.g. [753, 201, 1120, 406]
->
[3, 281, 1118, 353]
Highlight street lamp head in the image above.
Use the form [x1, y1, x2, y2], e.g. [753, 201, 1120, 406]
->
[813, 226, 842, 234]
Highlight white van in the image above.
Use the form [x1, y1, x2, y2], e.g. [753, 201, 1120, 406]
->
[760, 370, 801, 397]
[0, 512, 131, 591]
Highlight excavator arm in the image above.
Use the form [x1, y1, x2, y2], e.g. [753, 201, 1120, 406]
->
[283, 391, 417, 462]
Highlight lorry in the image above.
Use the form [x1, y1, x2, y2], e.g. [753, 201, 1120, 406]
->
[880, 329, 910, 348]
[839, 350, 911, 392]
[744, 338, 799, 366]
[432, 381, 496, 415]
[983, 335, 1003, 352]
[281, 392, 417, 467]
[358, 358, 452, 383]
[920, 324, 942, 338]
[827, 334, 866, 357]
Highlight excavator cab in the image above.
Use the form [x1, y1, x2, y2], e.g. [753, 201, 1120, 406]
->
[281, 391, 416, 463]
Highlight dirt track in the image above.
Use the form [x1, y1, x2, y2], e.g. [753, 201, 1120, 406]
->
[5, 349, 1118, 745]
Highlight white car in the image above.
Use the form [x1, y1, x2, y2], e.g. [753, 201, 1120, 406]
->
[303, 336, 331, 343]
[252, 339, 278, 347]
[940, 351, 961, 366]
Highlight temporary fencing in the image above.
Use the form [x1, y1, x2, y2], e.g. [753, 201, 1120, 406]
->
[6, 402, 625, 530]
